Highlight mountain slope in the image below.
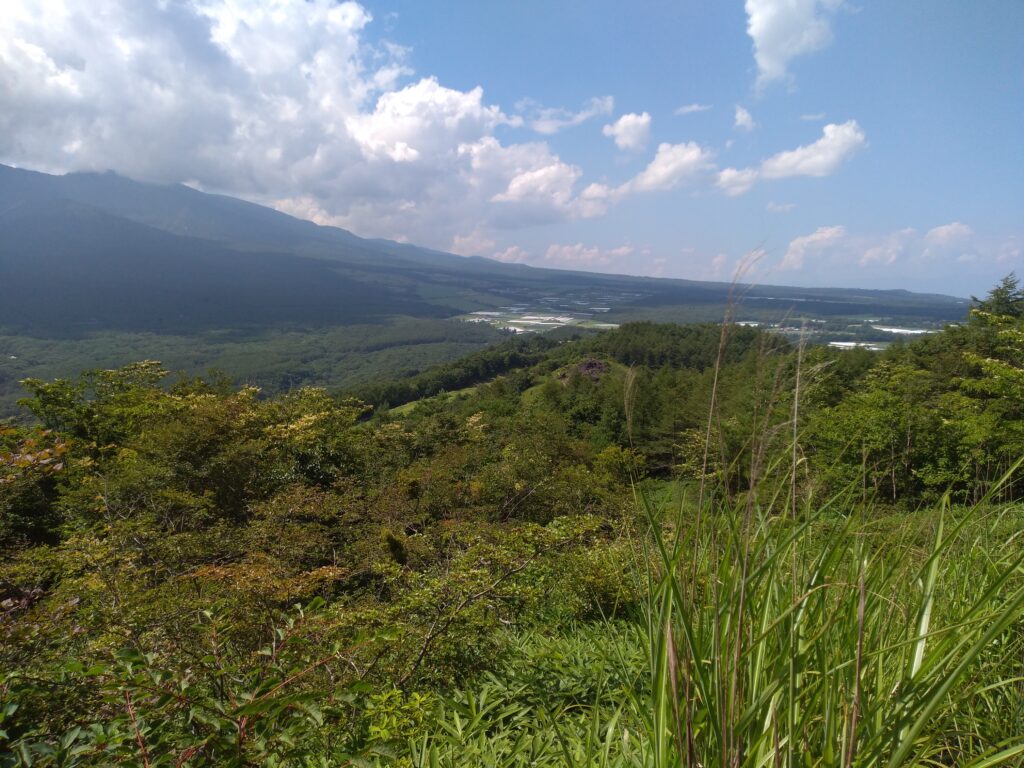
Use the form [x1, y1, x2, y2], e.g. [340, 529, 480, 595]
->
[0, 164, 527, 274]
[0, 197, 445, 334]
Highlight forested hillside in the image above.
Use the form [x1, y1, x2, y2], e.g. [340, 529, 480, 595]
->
[2, 277, 1023, 766]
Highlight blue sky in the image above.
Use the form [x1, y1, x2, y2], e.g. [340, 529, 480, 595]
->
[1, 1, 1021, 295]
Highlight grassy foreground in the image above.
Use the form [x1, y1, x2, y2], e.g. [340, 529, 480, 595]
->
[404, 484, 1024, 768]
[4, 486, 1024, 765]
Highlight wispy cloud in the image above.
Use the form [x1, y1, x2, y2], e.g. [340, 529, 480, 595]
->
[781, 225, 846, 270]
[775, 222, 997, 276]
[544, 242, 634, 267]
[734, 105, 756, 132]
[675, 103, 712, 115]
[519, 96, 615, 134]
[925, 221, 972, 246]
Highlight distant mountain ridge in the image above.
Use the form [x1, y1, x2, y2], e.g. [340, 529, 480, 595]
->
[0, 196, 447, 333]
[0, 164, 471, 270]
[0, 163, 967, 337]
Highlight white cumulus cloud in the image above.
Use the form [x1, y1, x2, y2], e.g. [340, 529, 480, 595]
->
[745, 0, 843, 87]
[577, 140, 715, 211]
[624, 142, 715, 194]
[0, 0, 618, 250]
[717, 120, 865, 196]
[761, 120, 866, 178]
[348, 77, 512, 163]
[602, 112, 652, 151]
[0, 0, 878, 265]
[716, 167, 760, 197]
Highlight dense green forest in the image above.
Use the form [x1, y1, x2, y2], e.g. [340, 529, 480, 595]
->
[2, 277, 1023, 766]
[0, 319, 507, 418]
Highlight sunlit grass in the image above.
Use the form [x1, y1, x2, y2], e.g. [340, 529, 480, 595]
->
[407, 473, 1024, 767]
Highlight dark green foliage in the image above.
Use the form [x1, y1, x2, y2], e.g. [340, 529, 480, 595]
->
[805, 276, 1024, 504]
[972, 272, 1023, 318]
[353, 334, 559, 409]
[0, 319, 504, 418]
[0, 426, 68, 546]
[588, 322, 772, 370]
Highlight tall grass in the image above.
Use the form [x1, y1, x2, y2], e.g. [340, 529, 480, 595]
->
[408, 476, 1024, 767]
[637, 473, 1024, 768]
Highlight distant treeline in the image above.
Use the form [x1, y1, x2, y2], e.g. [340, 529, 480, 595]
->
[588, 321, 773, 369]
[352, 334, 562, 407]
[352, 322, 773, 409]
